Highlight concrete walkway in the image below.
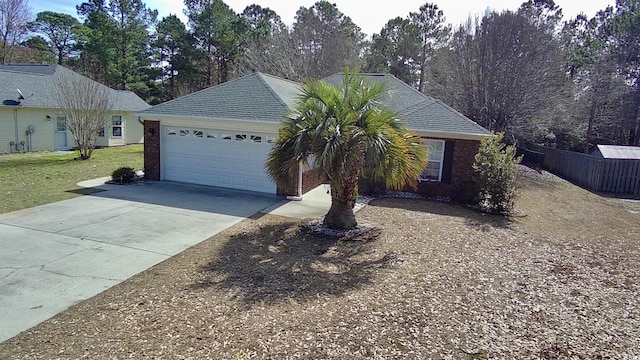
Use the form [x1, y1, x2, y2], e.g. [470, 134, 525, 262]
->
[261, 183, 331, 219]
[0, 179, 331, 343]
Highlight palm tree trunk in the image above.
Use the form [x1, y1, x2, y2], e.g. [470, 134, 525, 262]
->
[324, 182, 357, 230]
[323, 152, 363, 230]
[324, 198, 356, 230]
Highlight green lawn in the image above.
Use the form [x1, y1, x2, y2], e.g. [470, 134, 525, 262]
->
[0, 145, 143, 214]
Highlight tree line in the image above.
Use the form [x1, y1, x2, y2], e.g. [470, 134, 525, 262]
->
[1, 0, 639, 152]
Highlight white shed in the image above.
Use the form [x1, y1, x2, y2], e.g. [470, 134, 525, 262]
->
[591, 145, 640, 160]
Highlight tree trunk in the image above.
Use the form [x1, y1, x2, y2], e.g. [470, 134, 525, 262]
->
[323, 198, 356, 230]
[323, 155, 362, 230]
[585, 99, 596, 154]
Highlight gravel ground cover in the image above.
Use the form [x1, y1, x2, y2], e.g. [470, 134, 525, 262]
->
[1, 166, 638, 359]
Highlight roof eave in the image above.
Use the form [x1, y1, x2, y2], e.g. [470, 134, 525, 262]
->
[137, 112, 283, 126]
[414, 129, 493, 141]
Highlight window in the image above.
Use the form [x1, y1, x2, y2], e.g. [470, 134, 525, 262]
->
[221, 133, 232, 141]
[98, 127, 105, 137]
[167, 128, 177, 136]
[421, 139, 445, 182]
[111, 116, 123, 138]
[56, 116, 66, 132]
[206, 131, 217, 139]
[235, 134, 247, 142]
[250, 135, 262, 143]
[193, 130, 204, 138]
[179, 129, 190, 136]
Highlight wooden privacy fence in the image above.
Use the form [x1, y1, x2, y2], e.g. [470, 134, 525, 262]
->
[528, 146, 640, 195]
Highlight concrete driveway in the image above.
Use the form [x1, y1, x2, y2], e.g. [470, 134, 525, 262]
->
[0, 181, 282, 343]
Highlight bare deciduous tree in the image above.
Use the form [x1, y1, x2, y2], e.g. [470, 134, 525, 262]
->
[54, 71, 116, 160]
[240, 28, 305, 81]
[0, 0, 32, 64]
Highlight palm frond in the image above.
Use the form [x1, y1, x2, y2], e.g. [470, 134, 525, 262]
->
[267, 70, 428, 195]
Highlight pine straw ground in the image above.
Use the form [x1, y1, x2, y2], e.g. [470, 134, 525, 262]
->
[1, 166, 639, 359]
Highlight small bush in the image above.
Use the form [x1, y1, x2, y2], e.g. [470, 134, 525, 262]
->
[473, 132, 522, 214]
[111, 166, 137, 184]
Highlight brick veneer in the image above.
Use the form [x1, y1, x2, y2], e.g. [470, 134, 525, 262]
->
[276, 167, 325, 196]
[451, 139, 481, 185]
[280, 139, 481, 198]
[143, 120, 160, 181]
[302, 168, 325, 194]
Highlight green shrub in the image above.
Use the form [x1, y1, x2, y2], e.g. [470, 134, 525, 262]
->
[473, 132, 522, 214]
[111, 166, 137, 184]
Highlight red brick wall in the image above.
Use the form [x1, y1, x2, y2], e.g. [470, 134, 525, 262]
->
[451, 139, 481, 185]
[302, 168, 325, 194]
[276, 139, 481, 198]
[276, 166, 325, 196]
[143, 120, 160, 181]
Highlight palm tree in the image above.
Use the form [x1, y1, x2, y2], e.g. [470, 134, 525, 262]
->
[267, 72, 428, 230]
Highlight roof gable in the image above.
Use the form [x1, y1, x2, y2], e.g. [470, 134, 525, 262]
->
[139, 72, 300, 123]
[322, 73, 427, 111]
[323, 73, 491, 139]
[0, 64, 150, 112]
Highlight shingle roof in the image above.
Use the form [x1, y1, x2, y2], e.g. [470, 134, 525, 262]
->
[138, 71, 490, 139]
[323, 73, 491, 139]
[322, 73, 427, 111]
[139, 72, 300, 123]
[401, 98, 490, 137]
[0, 64, 150, 112]
[592, 145, 640, 160]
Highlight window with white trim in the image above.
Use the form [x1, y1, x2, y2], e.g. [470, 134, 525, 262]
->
[111, 115, 123, 138]
[421, 139, 445, 182]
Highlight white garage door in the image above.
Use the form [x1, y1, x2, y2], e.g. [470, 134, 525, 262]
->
[161, 126, 278, 194]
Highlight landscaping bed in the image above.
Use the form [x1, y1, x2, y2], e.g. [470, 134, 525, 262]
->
[1, 166, 638, 359]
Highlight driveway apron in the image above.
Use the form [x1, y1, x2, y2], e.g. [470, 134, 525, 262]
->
[0, 181, 280, 343]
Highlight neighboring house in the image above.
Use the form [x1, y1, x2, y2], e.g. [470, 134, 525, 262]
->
[591, 145, 640, 160]
[0, 64, 150, 154]
[139, 72, 491, 197]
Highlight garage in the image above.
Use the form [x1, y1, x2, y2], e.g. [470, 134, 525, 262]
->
[161, 126, 278, 194]
[139, 72, 311, 196]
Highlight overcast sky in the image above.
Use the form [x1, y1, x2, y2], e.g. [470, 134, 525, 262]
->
[31, 0, 616, 37]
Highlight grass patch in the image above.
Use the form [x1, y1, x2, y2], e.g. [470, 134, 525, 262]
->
[0, 145, 143, 214]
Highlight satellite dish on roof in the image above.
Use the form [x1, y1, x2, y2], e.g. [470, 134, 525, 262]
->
[16, 88, 33, 102]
